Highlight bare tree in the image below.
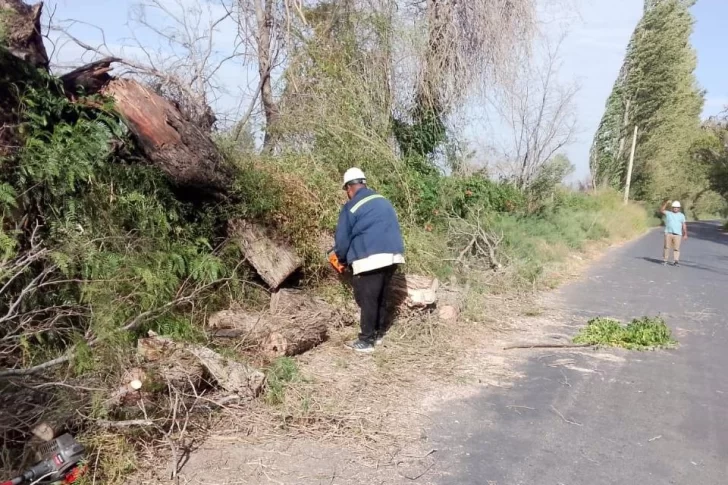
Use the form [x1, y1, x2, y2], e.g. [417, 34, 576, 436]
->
[229, 0, 305, 149]
[53, 0, 242, 131]
[230, 0, 283, 148]
[489, 39, 578, 188]
[412, 0, 537, 115]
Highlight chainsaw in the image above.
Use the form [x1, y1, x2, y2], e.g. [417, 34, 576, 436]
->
[327, 248, 346, 274]
[1, 434, 87, 485]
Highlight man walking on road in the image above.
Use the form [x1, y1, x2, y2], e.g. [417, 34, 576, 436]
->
[661, 200, 688, 266]
[334, 168, 405, 353]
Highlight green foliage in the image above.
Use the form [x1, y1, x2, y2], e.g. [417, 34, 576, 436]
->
[392, 106, 447, 159]
[492, 190, 649, 287]
[590, 0, 705, 206]
[692, 120, 728, 212]
[573, 316, 677, 350]
[264, 357, 301, 406]
[526, 154, 575, 210]
[440, 175, 524, 219]
[0, 60, 241, 372]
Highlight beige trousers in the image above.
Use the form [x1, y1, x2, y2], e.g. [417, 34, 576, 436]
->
[663, 234, 682, 262]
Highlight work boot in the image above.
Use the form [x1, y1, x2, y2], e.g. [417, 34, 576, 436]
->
[673, 261, 680, 267]
[346, 339, 375, 353]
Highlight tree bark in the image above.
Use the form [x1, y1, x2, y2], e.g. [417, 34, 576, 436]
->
[252, 0, 279, 151]
[137, 334, 265, 399]
[59, 57, 118, 96]
[209, 307, 328, 357]
[228, 219, 302, 289]
[101, 79, 232, 198]
[389, 273, 439, 308]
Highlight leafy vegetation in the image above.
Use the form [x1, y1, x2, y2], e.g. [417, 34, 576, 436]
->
[692, 118, 728, 217]
[590, 0, 714, 211]
[264, 357, 302, 406]
[573, 316, 677, 350]
[0, 48, 245, 377]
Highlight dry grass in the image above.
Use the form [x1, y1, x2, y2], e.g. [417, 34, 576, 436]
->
[126, 291, 527, 483]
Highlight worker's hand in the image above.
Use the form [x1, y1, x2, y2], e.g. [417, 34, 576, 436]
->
[683, 234, 688, 240]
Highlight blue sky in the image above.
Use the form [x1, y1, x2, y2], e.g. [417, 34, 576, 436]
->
[46, 0, 727, 180]
[691, 0, 728, 118]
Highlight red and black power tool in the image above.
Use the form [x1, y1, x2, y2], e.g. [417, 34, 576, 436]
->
[1, 434, 87, 485]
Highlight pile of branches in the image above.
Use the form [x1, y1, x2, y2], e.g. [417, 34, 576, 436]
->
[447, 211, 505, 271]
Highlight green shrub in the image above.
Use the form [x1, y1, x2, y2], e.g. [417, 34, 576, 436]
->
[440, 175, 524, 220]
[265, 357, 301, 406]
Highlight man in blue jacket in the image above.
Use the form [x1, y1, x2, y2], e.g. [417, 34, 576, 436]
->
[334, 168, 405, 353]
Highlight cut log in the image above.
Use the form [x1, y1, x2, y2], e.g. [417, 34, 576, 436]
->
[209, 307, 327, 358]
[137, 335, 205, 391]
[270, 288, 318, 314]
[100, 79, 232, 198]
[30, 422, 56, 442]
[106, 367, 149, 408]
[228, 219, 302, 289]
[136, 334, 264, 399]
[437, 305, 459, 322]
[389, 274, 439, 308]
[0, 0, 49, 69]
[187, 345, 265, 399]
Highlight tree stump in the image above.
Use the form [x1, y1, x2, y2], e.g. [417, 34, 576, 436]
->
[389, 273, 439, 308]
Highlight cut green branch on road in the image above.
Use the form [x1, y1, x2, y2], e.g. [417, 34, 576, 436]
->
[573, 316, 677, 350]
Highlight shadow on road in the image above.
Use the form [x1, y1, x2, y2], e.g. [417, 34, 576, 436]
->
[638, 256, 728, 277]
[641, 257, 667, 266]
[686, 221, 728, 246]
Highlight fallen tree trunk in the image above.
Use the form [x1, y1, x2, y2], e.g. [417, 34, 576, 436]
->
[0, 0, 49, 69]
[102, 79, 232, 198]
[59, 57, 118, 96]
[228, 219, 302, 289]
[137, 334, 265, 400]
[54, 59, 232, 198]
[209, 307, 327, 357]
[137, 335, 205, 392]
[187, 345, 265, 397]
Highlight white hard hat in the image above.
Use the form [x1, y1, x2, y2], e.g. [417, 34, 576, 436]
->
[343, 167, 366, 188]
[671, 201, 681, 208]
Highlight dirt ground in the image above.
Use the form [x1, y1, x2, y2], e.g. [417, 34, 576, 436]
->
[129, 240, 635, 485]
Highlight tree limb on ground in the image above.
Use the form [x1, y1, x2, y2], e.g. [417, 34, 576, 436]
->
[503, 343, 594, 350]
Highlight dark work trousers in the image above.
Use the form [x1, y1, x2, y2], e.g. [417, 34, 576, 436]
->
[352, 265, 397, 344]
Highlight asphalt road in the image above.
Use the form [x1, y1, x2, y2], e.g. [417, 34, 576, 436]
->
[432, 221, 728, 485]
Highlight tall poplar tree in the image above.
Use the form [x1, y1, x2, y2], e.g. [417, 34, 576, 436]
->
[590, 0, 704, 204]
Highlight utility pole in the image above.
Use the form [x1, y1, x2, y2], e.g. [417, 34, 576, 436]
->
[624, 125, 638, 204]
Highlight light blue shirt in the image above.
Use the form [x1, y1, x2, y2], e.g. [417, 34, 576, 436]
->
[664, 211, 685, 235]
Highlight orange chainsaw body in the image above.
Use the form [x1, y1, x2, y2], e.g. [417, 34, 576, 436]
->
[327, 250, 345, 274]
